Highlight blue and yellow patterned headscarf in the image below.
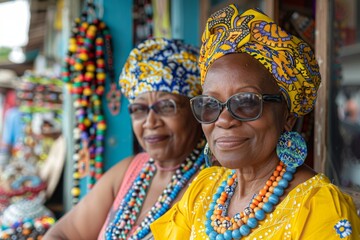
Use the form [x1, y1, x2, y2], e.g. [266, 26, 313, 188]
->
[119, 38, 201, 102]
[199, 5, 321, 117]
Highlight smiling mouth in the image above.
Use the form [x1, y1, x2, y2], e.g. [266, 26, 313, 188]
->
[215, 137, 247, 150]
[144, 135, 168, 144]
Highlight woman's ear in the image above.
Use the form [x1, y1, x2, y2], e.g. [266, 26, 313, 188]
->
[284, 113, 297, 131]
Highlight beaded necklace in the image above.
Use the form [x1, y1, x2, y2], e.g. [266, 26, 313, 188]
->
[62, 1, 110, 204]
[105, 142, 205, 240]
[205, 161, 296, 239]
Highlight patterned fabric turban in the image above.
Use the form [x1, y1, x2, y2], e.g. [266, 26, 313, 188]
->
[119, 38, 201, 102]
[199, 4, 321, 117]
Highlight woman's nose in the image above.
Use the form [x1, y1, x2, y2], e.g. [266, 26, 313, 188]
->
[143, 109, 161, 128]
[215, 107, 239, 128]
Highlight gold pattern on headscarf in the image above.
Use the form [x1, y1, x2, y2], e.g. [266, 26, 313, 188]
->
[199, 5, 321, 117]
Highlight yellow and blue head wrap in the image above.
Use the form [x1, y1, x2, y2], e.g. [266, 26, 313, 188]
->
[119, 38, 201, 102]
[199, 5, 321, 117]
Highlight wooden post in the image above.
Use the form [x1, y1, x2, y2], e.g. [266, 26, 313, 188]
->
[314, 0, 330, 173]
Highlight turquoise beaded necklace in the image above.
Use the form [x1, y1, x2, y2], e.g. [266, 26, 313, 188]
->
[205, 163, 296, 240]
[105, 142, 205, 240]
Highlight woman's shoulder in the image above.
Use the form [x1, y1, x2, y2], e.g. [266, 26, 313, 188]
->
[103, 153, 149, 196]
[109, 152, 149, 173]
[289, 172, 358, 213]
[301, 173, 356, 202]
[287, 173, 360, 238]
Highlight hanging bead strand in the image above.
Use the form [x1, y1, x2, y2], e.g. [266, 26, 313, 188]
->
[62, 2, 109, 204]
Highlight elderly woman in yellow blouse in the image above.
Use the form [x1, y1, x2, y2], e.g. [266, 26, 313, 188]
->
[151, 5, 360, 240]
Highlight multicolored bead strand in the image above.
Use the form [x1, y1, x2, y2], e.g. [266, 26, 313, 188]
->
[62, 2, 111, 204]
[105, 141, 205, 240]
[205, 162, 296, 240]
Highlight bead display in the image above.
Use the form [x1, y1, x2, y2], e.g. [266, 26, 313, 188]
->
[62, 1, 112, 204]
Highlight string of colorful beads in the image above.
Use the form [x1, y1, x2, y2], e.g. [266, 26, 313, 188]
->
[205, 161, 296, 240]
[62, 2, 110, 204]
[0, 216, 56, 239]
[105, 143, 205, 240]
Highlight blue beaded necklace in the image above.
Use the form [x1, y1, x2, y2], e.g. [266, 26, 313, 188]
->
[205, 164, 296, 240]
[105, 142, 205, 240]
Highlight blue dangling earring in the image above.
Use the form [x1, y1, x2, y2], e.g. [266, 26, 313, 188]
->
[204, 143, 213, 168]
[276, 131, 307, 169]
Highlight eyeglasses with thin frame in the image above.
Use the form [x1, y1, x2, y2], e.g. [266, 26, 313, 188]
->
[190, 92, 282, 124]
[128, 99, 178, 119]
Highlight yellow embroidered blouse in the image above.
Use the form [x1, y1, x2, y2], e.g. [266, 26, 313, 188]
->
[151, 166, 360, 239]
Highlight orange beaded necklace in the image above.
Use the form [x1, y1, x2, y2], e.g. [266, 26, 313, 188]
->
[205, 161, 296, 239]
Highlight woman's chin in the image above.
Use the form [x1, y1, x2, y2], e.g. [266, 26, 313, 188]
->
[215, 152, 249, 169]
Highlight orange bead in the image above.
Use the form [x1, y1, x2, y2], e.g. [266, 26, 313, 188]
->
[258, 202, 264, 208]
[250, 203, 256, 209]
[273, 170, 280, 177]
[272, 181, 278, 187]
[263, 197, 268, 202]
[22, 228, 31, 235]
[266, 180, 273, 187]
[276, 165, 283, 171]
[276, 176, 282, 182]
[259, 188, 267, 196]
[270, 176, 276, 181]
[255, 195, 263, 202]
[227, 178, 234, 185]
[269, 186, 275, 193]
[265, 192, 272, 197]
[214, 209, 222, 215]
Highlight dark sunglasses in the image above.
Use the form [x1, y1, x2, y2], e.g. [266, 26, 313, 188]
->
[128, 99, 177, 119]
[190, 92, 282, 124]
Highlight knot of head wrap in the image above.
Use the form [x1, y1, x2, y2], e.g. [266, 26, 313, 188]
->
[119, 38, 201, 102]
[199, 5, 321, 117]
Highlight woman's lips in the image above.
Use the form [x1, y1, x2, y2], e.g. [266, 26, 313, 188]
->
[215, 136, 248, 150]
[144, 135, 168, 144]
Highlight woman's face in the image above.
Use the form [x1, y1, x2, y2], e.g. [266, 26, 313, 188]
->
[131, 92, 202, 162]
[202, 53, 292, 169]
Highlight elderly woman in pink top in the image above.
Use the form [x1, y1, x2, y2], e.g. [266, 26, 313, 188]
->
[44, 38, 205, 240]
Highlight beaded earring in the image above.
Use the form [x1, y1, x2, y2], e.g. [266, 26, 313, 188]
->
[276, 131, 307, 169]
[204, 143, 213, 167]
